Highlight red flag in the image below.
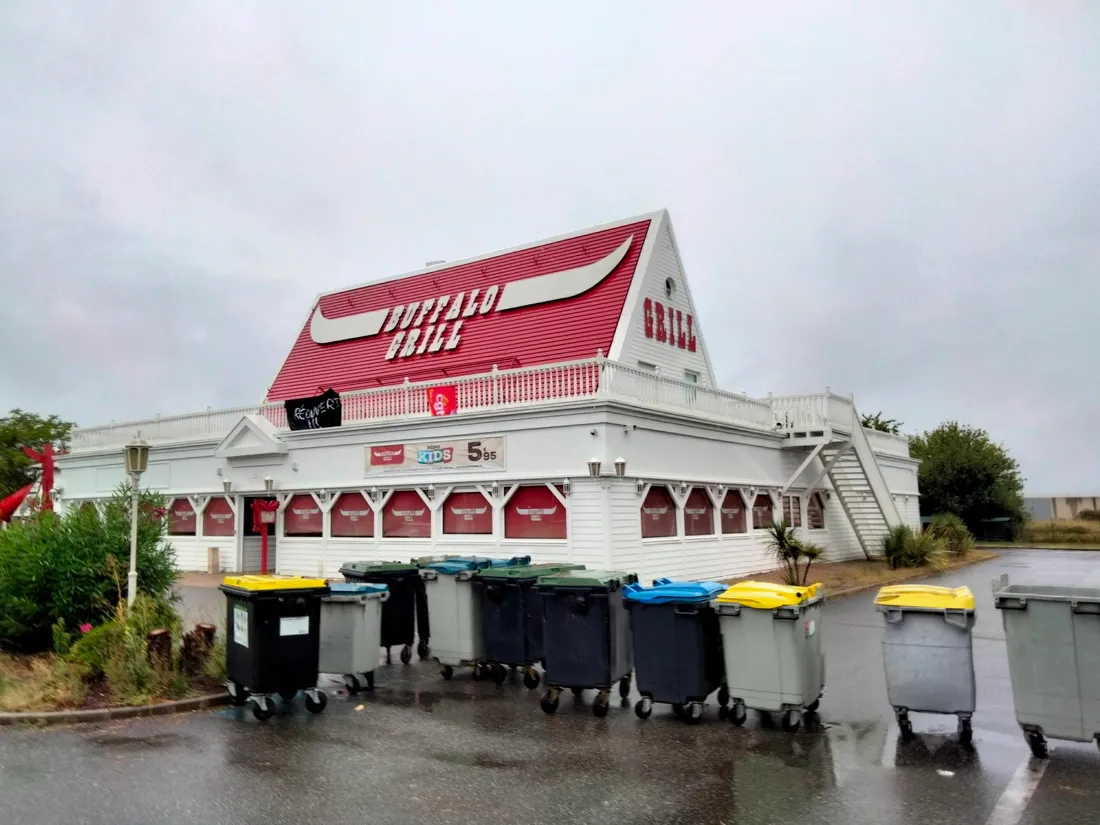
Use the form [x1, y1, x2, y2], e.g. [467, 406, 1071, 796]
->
[427, 385, 458, 416]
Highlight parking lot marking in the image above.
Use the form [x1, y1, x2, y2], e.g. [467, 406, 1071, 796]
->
[984, 755, 1050, 825]
[880, 721, 899, 768]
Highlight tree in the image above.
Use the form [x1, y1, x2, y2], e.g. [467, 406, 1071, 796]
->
[908, 421, 1026, 535]
[861, 411, 903, 434]
[0, 409, 75, 499]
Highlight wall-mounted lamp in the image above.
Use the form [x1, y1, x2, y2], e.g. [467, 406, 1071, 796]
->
[680, 482, 689, 496]
[49, 488, 60, 503]
[561, 479, 571, 496]
[587, 458, 601, 478]
[491, 480, 500, 497]
[222, 479, 232, 495]
[614, 457, 626, 478]
[318, 488, 329, 504]
[369, 486, 379, 502]
[636, 479, 646, 495]
[264, 476, 274, 493]
[426, 484, 435, 500]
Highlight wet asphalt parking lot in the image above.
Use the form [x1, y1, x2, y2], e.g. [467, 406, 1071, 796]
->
[2, 549, 1099, 825]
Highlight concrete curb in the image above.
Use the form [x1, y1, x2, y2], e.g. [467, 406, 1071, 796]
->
[824, 551, 999, 601]
[0, 692, 231, 727]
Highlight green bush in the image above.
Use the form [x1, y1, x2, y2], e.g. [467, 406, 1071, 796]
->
[763, 520, 823, 586]
[67, 620, 124, 678]
[882, 525, 910, 569]
[0, 484, 179, 652]
[880, 524, 947, 569]
[929, 513, 975, 555]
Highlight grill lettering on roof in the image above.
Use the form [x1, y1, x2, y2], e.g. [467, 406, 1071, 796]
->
[309, 236, 634, 361]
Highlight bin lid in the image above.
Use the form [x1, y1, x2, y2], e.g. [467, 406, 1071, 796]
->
[427, 558, 487, 574]
[715, 581, 822, 609]
[476, 563, 585, 580]
[328, 582, 388, 596]
[537, 569, 637, 589]
[221, 574, 329, 592]
[624, 579, 727, 604]
[875, 584, 975, 611]
[340, 561, 417, 573]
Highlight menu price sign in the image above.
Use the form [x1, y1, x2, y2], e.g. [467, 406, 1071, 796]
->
[367, 436, 506, 473]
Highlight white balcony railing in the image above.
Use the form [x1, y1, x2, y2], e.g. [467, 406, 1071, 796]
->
[67, 358, 869, 453]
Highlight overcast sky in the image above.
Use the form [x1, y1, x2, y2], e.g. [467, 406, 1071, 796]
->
[1, 1, 1097, 493]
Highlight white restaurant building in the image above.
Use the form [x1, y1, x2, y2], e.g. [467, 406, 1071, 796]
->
[55, 209, 921, 584]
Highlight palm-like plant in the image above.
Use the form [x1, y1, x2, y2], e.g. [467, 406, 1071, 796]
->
[763, 520, 821, 585]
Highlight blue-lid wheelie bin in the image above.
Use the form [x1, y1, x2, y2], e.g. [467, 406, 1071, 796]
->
[473, 563, 586, 689]
[623, 578, 729, 723]
[537, 569, 638, 717]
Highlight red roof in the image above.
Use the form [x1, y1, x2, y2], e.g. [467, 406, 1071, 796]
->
[267, 219, 652, 401]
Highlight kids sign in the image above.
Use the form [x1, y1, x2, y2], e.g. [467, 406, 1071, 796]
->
[367, 436, 506, 473]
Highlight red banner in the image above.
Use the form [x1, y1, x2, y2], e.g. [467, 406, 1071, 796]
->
[442, 491, 492, 535]
[203, 497, 236, 537]
[720, 491, 747, 534]
[382, 490, 431, 538]
[683, 488, 714, 536]
[331, 492, 374, 537]
[370, 444, 406, 466]
[504, 485, 567, 540]
[641, 486, 677, 539]
[168, 498, 196, 535]
[284, 494, 323, 536]
[428, 385, 458, 416]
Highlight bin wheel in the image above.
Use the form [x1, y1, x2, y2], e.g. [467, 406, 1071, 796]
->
[365, 671, 375, 691]
[279, 690, 298, 704]
[227, 681, 249, 707]
[618, 676, 632, 699]
[540, 691, 560, 714]
[384, 647, 392, 664]
[729, 702, 747, 727]
[344, 674, 363, 693]
[522, 668, 541, 690]
[1027, 731, 1048, 759]
[780, 710, 801, 733]
[671, 703, 686, 720]
[806, 697, 821, 713]
[634, 698, 652, 720]
[571, 687, 585, 697]
[472, 663, 488, 681]
[417, 640, 430, 660]
[718, 705, 729, 721]
[400, 645, 412, 665]
[896, 711, 914, 742]
[490, 663, 507, 685]
[683, 702, 704, 725]
[593, 692, 611, 718]
[958, 717, 973, 747]
[440, 666, 454, 680]
[252, 697, 274, 722]
[304, 690, 327, 714]
[717, 685, 730, 707]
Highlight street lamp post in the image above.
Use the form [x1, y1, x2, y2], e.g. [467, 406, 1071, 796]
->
[124, 437, 150, 609]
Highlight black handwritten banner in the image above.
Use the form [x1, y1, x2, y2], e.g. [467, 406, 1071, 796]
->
[284, 389, 343, 431]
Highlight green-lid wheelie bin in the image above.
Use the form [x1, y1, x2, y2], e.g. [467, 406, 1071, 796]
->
[537, 569, 637, 717]
[340, 561, 428, 664]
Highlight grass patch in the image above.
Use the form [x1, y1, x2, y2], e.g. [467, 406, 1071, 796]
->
[722, 549, 997, 593]
[0, 653, 87, 712]
[1021, 520, 1100, 546]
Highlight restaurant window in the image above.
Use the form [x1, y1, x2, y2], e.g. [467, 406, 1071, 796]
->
[782, 495, 802, 528]
[683, 488, 714, 536]
[641, 486, 677, 539]
[203, 496, 236, 537]
[331, 492, 374, 538]
[284, 493, 323, 537]
[752, 494, 774, 529]
[504, 484, 567, 540]
[382, 490, 431, 539]
[720, 491, 747, 534]
[167, 498, 196, 536]
[443, 491, 493, 536]
[807, 492, 826, 529]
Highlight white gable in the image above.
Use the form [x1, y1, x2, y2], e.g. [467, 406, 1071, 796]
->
[610, 211, 716, 386]
[215, 414, 288, 459]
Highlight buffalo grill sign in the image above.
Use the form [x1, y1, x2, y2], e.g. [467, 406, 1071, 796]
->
[367, 436, 505, 473]
[284, 388, 343, 431]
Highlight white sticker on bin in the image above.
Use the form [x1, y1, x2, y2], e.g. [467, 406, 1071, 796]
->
[233, 604, 249, 648]
[280, 616, 310, 636]
[806, 619, 816, 638]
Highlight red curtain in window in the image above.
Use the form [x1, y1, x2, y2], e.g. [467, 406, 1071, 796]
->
[683, 488, 714, 536]
[383, 490, 431, 538]
[168, 498, 196, 535]
[203, 497, 235, 537]
[443, 491, 493, 535]
[504, 485, 567, 539]
[720, 491, 747, 534]
[641, 486, 677, 538]
[782, 496, 802, 528]
[752, 494, 774, 529]
[807, 492, 825, 529]
[331, 492, 374, 537]
[284, 493, 323, 536]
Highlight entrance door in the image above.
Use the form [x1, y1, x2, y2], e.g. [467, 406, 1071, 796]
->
[241, 496, 279, 573]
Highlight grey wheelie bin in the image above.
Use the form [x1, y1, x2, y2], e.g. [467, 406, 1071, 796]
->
[473, 563, 586, 689]
[713, 580, 825, 732]
[993, 573, 1100, 758]
[319, 582, 389, 693]
[340, 561, 428, 664]
[874, 584, 976, 745]
[419, 555, 530, 681]
[538, 569, 638, 717]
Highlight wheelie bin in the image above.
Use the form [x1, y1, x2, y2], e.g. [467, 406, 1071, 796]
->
[419, 555, 531, 681]
[219, 574, 330, 721]
[993, 573, 1100, 758]
[874, 584, 976, 745]
[319, 582, 389, 693]
[623, 578, 729, 723]
[340, 561, 428, 664]
[473, 562, 586, 689]
[537, 569, 637, 717]
[713, 580, 825, 732]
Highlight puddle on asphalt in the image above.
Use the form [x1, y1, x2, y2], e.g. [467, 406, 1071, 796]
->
[87, 732, 188, 750]
[430, 750, 528, 770]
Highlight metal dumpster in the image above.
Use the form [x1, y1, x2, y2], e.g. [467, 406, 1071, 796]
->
[875, 584, 976, 745]
[993, 573, 1100, 758]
